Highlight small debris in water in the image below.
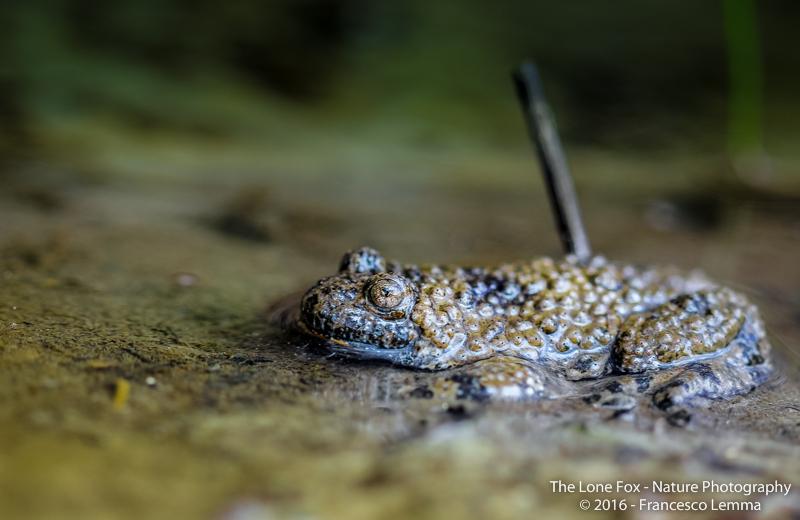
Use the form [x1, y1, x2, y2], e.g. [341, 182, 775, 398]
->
[112, 378, 130, 410]
[145, 376, 157, 387]
[173, 272, 199, 287]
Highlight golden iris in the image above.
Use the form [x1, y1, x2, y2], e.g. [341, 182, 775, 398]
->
[366, 275, 407, 311]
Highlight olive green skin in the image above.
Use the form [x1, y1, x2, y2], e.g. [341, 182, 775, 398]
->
[297, 247, 772, 410]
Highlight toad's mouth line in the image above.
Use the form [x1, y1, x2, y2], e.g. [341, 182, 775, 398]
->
[295, 319, 416, 365]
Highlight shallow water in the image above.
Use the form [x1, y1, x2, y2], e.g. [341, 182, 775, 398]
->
[1, 145, 799, 518]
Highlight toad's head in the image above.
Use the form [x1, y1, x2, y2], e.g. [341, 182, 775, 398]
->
[299, 247, 421, 364]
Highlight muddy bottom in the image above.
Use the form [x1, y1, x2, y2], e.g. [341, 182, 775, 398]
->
[1, 148, 799, 519]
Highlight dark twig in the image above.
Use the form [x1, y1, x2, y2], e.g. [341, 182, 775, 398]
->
[513, 62, 592, 262]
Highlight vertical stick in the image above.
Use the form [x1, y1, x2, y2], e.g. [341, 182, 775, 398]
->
[513, 62, 592, 262]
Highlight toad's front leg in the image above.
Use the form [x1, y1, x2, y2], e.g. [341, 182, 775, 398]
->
[417, 356, 575, 402]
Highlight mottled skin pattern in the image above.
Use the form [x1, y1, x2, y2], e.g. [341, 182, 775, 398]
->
[296, 247, 772, 415]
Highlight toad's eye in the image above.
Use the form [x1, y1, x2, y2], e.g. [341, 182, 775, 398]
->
[367, 275, 405, 308]
[365, 274, 412, 316]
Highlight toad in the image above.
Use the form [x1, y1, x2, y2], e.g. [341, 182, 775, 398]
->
[294, 247, 772, 412]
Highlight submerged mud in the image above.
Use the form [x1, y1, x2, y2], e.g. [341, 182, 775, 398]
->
[1, 152, 799, 519]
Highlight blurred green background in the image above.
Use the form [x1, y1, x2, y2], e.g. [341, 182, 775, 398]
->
[2, 0, 799, 177]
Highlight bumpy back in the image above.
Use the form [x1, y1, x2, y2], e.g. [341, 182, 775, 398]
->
[404, 256, 709, 375]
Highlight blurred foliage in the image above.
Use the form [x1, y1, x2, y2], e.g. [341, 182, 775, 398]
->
[0, 0, 798, 158]
[723, 0, 763, 154]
